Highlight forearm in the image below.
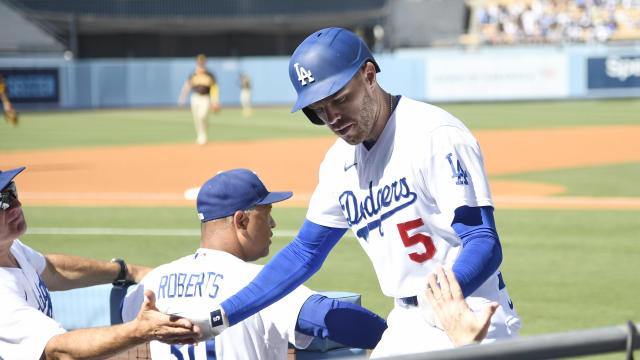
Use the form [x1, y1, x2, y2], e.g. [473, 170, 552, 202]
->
[0, 93, 11, 110]
[44, 289, 198, 359]
[42, 254, 118, 290]
[44, 322, 143, 360]
[209, 84, 219, 103]
[451, 206, 502, 297]
[452, 233, 501, 297]
[178, 83, 191, 102]
[222, 221, 345, 325]
[43, 255, 151, 290]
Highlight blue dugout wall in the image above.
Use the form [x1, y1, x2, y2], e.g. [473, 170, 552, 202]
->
[0, 43, 639, 110]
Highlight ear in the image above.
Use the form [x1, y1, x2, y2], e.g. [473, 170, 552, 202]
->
[362, 62, 377, 87]
[232, 210, 249, 230]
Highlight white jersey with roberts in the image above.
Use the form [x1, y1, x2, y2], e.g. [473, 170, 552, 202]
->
[0, 240, 66, 360]
[122, 249, 315, 360]
[307, 96, 520, 356]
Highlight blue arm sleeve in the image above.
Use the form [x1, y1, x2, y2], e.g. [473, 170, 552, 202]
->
[451, 205, 503, 297]
[221, 220, 346, 325]
[295, 294, 387, 349]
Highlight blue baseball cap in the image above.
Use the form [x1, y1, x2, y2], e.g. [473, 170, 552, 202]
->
[0, 166, 25, 190]
[196, 168, 293, 222]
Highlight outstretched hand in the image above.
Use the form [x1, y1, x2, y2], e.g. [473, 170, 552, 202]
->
[425, 266, 498, 347]
[135, 289, 201, 345]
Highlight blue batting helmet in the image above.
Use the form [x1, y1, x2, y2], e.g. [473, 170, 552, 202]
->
[289, 27, 380, 125]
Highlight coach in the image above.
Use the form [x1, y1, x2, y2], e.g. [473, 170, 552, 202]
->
[0, 166, 200, 360]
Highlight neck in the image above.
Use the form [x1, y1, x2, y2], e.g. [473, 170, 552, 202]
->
[366, 90, 394, 145]
[200, 222, 246, 260]
[0, 240, 18, 268]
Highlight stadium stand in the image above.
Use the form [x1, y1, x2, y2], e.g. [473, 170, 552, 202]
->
[462, 0, 640, 46]
[0, 0, 64, 54]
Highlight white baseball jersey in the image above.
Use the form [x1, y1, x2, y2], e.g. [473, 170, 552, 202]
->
[122, 249, 315, 360]
[308, 96, 493, 297]
[307, 96, 521, 356]
[0, 240, 66, 360]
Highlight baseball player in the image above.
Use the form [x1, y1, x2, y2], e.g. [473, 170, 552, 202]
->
[239, 72, 252, 117]
[0, 167, 199, 360]
[0, 74, 18, 127]
[172, 28, 521, 358]
[122, 169, 387, 359]
[178, 54, 220, 145]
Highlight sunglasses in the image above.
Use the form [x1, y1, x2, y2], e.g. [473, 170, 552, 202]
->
[1, 181, 18, 210]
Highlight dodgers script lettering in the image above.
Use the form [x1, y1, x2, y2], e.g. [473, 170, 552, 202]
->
[339, 177, 417, 240]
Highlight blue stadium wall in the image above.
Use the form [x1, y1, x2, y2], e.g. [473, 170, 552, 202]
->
[0, 43, 639, 110]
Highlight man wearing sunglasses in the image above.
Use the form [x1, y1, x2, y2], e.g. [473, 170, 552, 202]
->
[0, 167, 201, 360]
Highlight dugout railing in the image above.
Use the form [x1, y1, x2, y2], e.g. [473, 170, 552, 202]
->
[384, 321, 640, 360]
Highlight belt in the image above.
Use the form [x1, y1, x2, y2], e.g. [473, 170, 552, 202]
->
[397, 295, 418, 306]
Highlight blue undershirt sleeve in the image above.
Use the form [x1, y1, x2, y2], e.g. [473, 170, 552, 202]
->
[451, 205, 503, 297]
[295, 294, 387, 349]
[221, 220, 346, 325]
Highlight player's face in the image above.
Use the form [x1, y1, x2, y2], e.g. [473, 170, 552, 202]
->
[242, 204, 275, 262]
[307, 65, 382, 145]
[0, 183, 27, 243]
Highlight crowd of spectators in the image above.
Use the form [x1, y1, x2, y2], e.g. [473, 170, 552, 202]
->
[469, 0, 640, 45]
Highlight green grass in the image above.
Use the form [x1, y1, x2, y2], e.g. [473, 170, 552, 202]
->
[493, 162, 640, 197]
[495, 209, 640, 334]
[439, 98, 640, 129]
[2, 98, 639, 151]
[1, 106, 331, 151]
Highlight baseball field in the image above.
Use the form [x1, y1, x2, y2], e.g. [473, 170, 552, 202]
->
[2, 98, 639, 359]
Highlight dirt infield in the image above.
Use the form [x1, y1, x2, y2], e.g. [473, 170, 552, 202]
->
[2, 124, 640, 209]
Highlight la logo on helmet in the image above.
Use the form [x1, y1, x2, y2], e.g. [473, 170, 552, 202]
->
[293, 63, 314, 86]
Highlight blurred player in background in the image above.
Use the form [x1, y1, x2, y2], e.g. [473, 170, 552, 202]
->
[0, 166, 199, 359]
[122, 168, 387, 359]
[0, 74, 18, 127]
[190, 27, 521, 358]
[179, 54, 220, 145]
[239, 72, 252, 117]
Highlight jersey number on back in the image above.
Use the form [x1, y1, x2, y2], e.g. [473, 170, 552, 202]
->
[397, 218, 436, 263]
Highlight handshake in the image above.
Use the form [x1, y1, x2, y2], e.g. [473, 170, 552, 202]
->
[158, 302, 229, 341]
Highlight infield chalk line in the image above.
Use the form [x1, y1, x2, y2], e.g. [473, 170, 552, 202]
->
[21, 192, 186, 200]
[493, 195, 640, 207]
[25, 227, 356, 239]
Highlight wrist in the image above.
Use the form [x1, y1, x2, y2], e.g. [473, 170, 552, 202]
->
[123, 317, 149, 343]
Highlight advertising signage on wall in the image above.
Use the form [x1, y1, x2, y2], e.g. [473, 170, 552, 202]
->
[587, 56, 640, 89]
[0, 68, 59, 103]
[425, 53, 569, 102]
